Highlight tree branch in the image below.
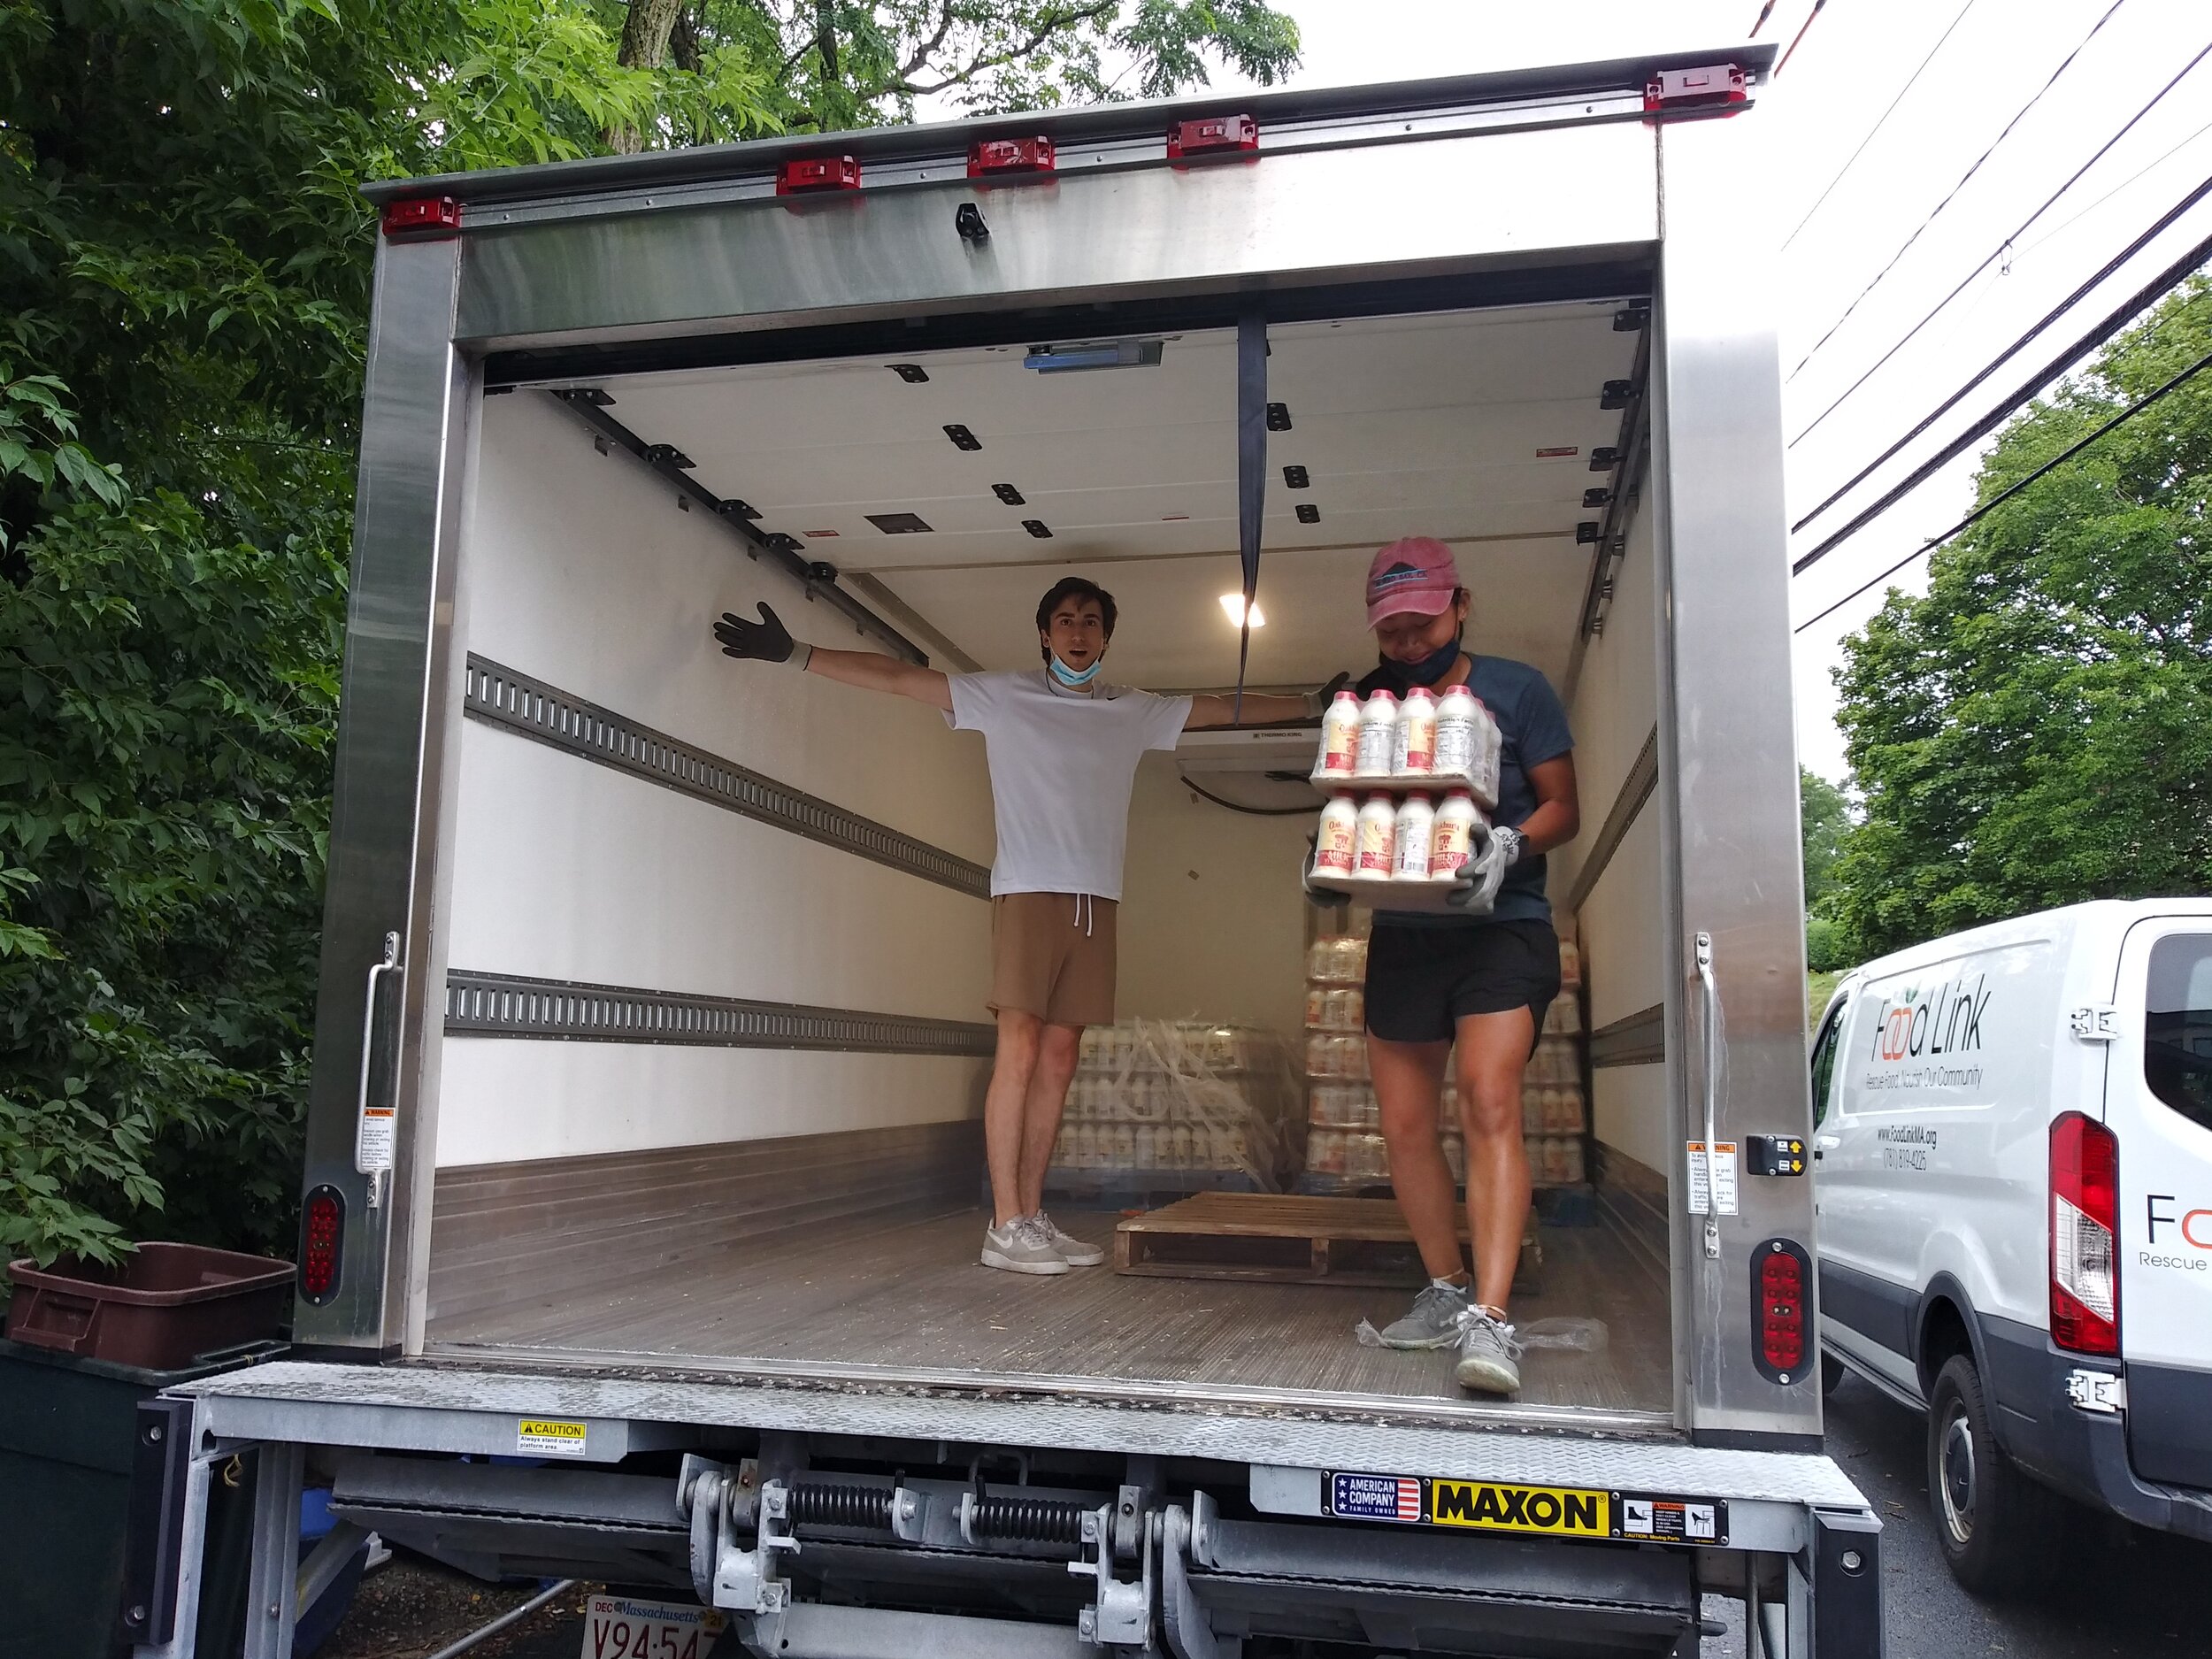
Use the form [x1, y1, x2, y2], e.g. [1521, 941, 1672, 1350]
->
[902, 1, 1116, 95]
[898, 0, 956, 80]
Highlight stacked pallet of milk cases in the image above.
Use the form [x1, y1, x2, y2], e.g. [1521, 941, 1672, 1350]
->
[1042, 1020, 1300, 1208]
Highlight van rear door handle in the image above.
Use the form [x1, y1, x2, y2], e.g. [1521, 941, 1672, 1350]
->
[1813, 1133, 1840, 1161]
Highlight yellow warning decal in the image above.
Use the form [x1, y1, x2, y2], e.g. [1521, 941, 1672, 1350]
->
[1428, 1479, 1608, 1537]
[518, 1417, 588, 1456]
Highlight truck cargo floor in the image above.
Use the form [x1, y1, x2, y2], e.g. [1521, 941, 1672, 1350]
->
[425, 1206, 1671, 1416]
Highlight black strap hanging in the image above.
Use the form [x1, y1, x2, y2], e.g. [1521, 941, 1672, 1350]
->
[1233, 312, 1267, 723]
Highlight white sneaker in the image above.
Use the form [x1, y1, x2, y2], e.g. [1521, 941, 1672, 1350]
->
[981, 1215, 1070, 1275]
[1035, 1210, 1105, 1267]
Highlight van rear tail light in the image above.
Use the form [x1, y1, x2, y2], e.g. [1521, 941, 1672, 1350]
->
[777, 156, 862, 196]
[1751, 1238, 1810, 1383]
[1168, 114, 1258, 159]
[969, 137, 1055, 177]
[2050, 1112, 2119, 1355]
[299, 1185, 345, 1305]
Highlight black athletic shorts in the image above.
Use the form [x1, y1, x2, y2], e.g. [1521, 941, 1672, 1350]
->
[1363, 918, 1561, 1047]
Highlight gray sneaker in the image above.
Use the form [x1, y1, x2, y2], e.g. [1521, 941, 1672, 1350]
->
[1376, 1281, 1471, 1349]
[1035, 1210, 1105, 1267]
[981, 1215, 1070, 1275]
[1454, 1308, 1525, 1394]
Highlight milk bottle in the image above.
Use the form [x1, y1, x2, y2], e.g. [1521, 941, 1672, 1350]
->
[1317, 688, 1361, 777]
[1433, 683, 1479, 776]
[1394, 686, 1437, 775]
[1355, 689, 1398, 775]
[1393, 794, 1435, 879]
[1429, 790, 1479, 877]
[1313, 793, 1358, 876]
[1354, 795, 1396, 876]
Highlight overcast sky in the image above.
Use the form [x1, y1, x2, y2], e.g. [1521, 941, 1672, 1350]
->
[1150, 0, 2212, 782]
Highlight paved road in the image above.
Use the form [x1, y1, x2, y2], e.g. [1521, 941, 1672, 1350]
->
[1707, 1370, 2211, 1658]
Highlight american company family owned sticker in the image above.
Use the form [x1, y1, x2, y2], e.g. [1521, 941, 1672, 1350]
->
[1325, 1472, 1728, 1546]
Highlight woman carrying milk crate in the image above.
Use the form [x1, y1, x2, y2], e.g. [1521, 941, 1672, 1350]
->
[1340, 537, 1581, 1394]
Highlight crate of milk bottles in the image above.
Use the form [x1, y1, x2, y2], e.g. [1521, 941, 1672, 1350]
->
[1051, 1018, 1299, 1191]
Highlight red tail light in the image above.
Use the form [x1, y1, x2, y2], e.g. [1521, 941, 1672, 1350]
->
[299, 1185, 345, 1305]
[1168, 114, 1258, 160]
[1643, 64, 1748, 114]
[1751, 1238, 1810, 1383]
[2050, 1112, 2119, 1355]
[777, 156, 862, 196]
[969, 137, 1055, 178]
[380, 196, 461, 236]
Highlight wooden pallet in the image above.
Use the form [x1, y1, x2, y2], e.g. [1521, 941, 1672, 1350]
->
[1113, 1191, 1540, 1292]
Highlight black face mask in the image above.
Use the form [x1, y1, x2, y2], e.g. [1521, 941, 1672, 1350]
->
[1373, 632, 1465, 694]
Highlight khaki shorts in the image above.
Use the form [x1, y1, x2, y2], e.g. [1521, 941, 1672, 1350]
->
[990, 892, 1118, 1028]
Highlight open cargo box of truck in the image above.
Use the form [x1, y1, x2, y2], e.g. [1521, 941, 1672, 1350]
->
[138, 51, 1889, 1659]
[411, 298, 1679, 1425]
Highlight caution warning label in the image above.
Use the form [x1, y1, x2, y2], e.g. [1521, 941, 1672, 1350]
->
[517, 1417, 588, 1457]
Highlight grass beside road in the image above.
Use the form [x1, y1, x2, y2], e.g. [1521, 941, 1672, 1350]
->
[1808, 970, 1844, 1030]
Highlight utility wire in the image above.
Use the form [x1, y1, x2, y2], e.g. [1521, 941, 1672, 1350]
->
[1790, 35, 2212, 447]
[1793, 342, 2212, 635]
[1781, 0, 1978, 251]
[1780, 0, 1978, 251]
[1748, 1, 1778, 38]
[1786, 0, 2131, 383]
[1776, 0, 1829, 74]
[1791, 198, 2212, 559]
[2010, 112, 2212, 265]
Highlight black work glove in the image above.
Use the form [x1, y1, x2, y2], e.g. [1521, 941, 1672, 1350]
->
[713, 603, 801, 665]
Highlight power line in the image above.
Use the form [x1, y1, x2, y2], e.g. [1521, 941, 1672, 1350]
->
[1780, 0, 1978, 250]
[1791, 198, 2212, 562]
[1775, 0, 1830, 74]
[1793, 341, 2212, 635]
[1790, 35, 2212, 447]
[1786, 0, 2130, 383]
[2010, 112, 2212, 265]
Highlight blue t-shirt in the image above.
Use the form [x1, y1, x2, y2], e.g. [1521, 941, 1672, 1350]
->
[1355, 654, 1574, 929]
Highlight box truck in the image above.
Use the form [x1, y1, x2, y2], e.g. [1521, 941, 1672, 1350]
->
[132, 44, 1883, 1658]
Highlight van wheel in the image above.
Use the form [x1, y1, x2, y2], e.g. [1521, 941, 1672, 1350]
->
[1926, 1354, 2059, 1597]
[1819, 1351, 1847, 1396]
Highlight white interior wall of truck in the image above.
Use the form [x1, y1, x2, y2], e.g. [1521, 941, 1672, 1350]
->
[1553, 491, 1671, 1180]
[434, 390, 997, 1167]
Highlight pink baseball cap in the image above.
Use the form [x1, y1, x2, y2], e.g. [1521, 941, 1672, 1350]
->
[1364, 536, 1461, 627]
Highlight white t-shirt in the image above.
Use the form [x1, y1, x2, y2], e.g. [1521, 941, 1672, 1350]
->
[946, 670, 1194, 900]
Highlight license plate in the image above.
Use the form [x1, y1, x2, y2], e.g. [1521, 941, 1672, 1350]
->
[580, 1594, 726, 1659]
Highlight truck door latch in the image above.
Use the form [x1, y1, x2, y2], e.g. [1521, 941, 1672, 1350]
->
[2069, 1004, 2120, 1041]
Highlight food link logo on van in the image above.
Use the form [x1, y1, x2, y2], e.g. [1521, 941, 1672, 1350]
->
[1870, 972, 1991, 1063]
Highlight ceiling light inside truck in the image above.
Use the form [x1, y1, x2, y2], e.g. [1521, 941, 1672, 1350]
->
[1220, 593, 1264, 627]
[1025, 339, 1165, 373]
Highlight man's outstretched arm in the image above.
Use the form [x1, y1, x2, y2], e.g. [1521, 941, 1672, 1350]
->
[1186, 672, 1348, 729]
[714, 603, 952, 711]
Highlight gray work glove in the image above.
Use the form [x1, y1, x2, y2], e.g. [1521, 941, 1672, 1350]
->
[713, 603, 811, 670]
[1449, 825, 1524, 913]
[1302, 671, 1352, 718]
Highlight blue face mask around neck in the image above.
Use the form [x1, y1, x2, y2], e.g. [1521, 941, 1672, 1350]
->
[1048, 654, 1103, 689]
[1375, 632, 1464, 693]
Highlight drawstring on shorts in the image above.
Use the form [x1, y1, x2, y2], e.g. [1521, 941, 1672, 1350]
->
[1071, 894, 1094, 937]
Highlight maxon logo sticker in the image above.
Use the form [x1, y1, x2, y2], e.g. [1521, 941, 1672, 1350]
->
[1321, 1472, 1727, 1545]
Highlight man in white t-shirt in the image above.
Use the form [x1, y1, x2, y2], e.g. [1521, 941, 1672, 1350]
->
[714, 577, 1326, 1274]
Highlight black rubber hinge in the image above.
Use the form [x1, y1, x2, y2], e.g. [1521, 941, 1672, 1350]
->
[1583, 488, 1613, 509]
[1264, 402, 1292, 431]
[993, 483, 1025, 505]
[1295, 503, 1320, 524]
[1022, 519, 1053, 538]
[1576, 521, 1601, 544]
[119, 1399, 196, 1647]
[943, 424, 981, 451]
[1601, 379, 1638, 410]
[644, 443, 694, 468]
[890, 364, 930, 383]
[1613, 303, 1651, 332]
[718, 499, 762, 520]
[1282, 465, 1310, 488]
[1588, 447, 1621, 472]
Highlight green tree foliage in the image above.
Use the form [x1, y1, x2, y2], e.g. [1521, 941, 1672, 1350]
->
[1800, 767, 1852, 973]
[0, 0, 1294, 1264]
[1828, 278, 2212, 962]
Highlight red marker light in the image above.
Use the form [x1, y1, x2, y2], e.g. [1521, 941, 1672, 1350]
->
[1644, 64, 1748, 114]
[1749, 1238, 1810, 1383]
[969, 137, 1055, 178]
[299, 1185, 345, 1305]
[777, 156, 863, 196]
[380, 196, 462, 236]
[1168, 114, 1259, 160]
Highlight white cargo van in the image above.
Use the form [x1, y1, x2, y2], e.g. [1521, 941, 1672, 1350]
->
[1811, 899, 2212, 1594]
[127, 48, 1891, 1659]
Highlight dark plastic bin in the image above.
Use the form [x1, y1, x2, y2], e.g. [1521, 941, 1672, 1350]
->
[7, 1242, 292, 1370]
[0, 1337, 264, 1658]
